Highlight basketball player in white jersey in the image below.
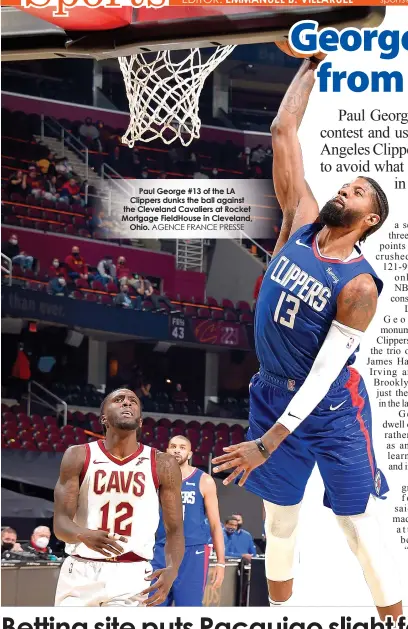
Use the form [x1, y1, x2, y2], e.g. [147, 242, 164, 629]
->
[54, 388, 184, 607]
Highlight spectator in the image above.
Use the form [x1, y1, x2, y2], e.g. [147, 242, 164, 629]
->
[48, 276, 68, 296]
[48, 258, 68, 282]
[253, 267, 265, 306]
[7, 170, 29, 197]
[22, 526, 55, 560]
[173, 383, 188, 404]
[37, 151, 55, 175]
[251, 144, 266, 164]
[193, 167, 209, 180]
[223, 516, 256, 560]
[232, 513, 257, 554]
[1, 233, 34, 270]
[55, 157, 74, 177]
[114, 283, 133, 309]
[60, 177, 82, 204]
[135, 276, 178, 313]
[64, 246, 89, 281]
[1, 527, 23, 556]
[43, 175, 59, 202]
[116, 256, 138, 288]
[11, 343, 31, 400]
[79, 117, 102, 152]
[141, 167, 149, 179]
[27, 171, 43, 199]
[158, 171, 167, 179]
[136, 381, 152, 401]
[96, 255, 116, 286]
[108, 146, 124, 171]
[97, 121, 113, 149]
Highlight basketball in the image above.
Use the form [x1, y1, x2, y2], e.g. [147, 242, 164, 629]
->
[275, 40, 326, 60]
[275, 39, 311, 59]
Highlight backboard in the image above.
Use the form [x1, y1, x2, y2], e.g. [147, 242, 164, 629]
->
[1, 5, 385, 62]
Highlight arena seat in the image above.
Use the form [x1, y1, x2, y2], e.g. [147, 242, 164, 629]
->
[155, 425, 169, 441]
[38, 441, 53, 452]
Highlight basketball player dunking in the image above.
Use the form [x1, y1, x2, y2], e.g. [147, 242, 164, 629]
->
[213, 52, 403, 619]
[151, 436, 225, 606]
[54, 389, 184, 607]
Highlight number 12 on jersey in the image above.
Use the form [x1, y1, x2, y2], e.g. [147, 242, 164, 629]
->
[274, 291, 300, 329]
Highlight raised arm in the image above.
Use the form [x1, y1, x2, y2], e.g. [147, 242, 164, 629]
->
[213, 274, 378, 484]
[54, 445, 126, 557]
[142, 452, 184, 606]
[271, 57, 322, 253]
[200, 473, 225, 589]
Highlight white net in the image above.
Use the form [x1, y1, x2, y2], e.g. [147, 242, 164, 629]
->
[119, 46, 236, 147]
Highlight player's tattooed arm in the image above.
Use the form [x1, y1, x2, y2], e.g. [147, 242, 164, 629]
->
[142, 453, 184, 606]
[336, 274, 378, 332]
[157, 452, 185, 576]
[270, 59, 320, 251]
[54, 444, 87, 543]
[54, 445, 126, 556]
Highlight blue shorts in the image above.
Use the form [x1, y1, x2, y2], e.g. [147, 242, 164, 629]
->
[245, 368, 388, 516]
[150, 544, 210, 606]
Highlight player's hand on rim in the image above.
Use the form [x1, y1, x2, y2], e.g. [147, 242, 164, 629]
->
[140, 567, 177, 606]
[77, 530, 127, 557]
[212, 441, 267, 486]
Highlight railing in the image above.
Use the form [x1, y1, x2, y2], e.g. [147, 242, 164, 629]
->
[236, 231, 272, 266]
[1, 253, 12, 286]
[27, 380, 68, 426]
[40, 114, 89, 203]
[176, 240, 204, 272]
[100, 163, 136, 216]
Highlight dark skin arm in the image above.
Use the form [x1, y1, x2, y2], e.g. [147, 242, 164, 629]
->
[213, 274, 378, 485]
[141, 452, 184, 606]
[271, 57, 323, 255]
[54, 445, 126, 557]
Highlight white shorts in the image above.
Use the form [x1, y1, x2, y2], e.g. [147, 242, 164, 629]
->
[55, 556, 153, 607]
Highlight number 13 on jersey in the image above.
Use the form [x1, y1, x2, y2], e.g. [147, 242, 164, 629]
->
[274, 291, 300, 329]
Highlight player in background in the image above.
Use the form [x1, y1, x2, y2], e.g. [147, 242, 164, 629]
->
[213, 49, 403, 620]
[53, 388, 184, 607]
[152, 435, 225, 606]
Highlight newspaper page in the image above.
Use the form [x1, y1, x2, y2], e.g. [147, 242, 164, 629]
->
[0, 3, 407, 629]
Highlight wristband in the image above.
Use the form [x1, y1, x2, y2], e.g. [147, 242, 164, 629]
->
[255, 437, 270, 460]
[216, 563, 226, 568]
[309, 55, 322, 66]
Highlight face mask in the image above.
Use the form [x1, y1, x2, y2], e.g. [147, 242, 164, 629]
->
[10, 239, 18, 245]
[2, 542, 14, 551]
[73, 252, 79, 257]
[225, 527, 235, 535]
[212, 170, 218, 176]
[142, 173, 148, 179]
[236, 523, 242, 530]
[35, 536, 49, 549]
[53, 261, 59, 267]
[58, 278, 66, 286]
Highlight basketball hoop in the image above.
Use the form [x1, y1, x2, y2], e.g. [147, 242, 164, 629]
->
[119, 46, 236, 147]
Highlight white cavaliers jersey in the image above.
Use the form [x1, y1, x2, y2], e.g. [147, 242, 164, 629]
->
[65, 440, 160, 561]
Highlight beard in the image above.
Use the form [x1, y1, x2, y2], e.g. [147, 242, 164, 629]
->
[320, 200, 360, 228]
[111, 416, 142, 434]
[172, 452, 190, 466]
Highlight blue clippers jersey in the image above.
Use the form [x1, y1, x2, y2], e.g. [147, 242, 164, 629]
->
[156, 468, 208, 546]
[255, 223, 383, 382]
